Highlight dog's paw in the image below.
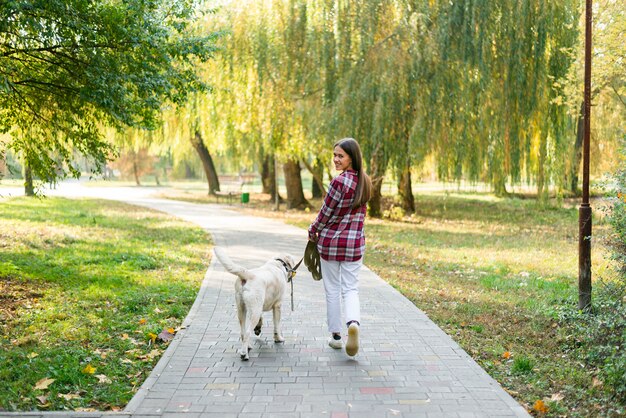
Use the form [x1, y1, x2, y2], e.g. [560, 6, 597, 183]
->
[239, 347, 250, 360]
[254, 326, 262, 336]
[274, 333, 285, 343]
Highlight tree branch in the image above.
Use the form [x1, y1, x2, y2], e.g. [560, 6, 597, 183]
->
[7, 84, 51, 125]
[301, 158, 327, 195]
[610, 83, 626, 109]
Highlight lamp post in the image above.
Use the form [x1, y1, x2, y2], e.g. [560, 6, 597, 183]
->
[578, 0, 593, 311]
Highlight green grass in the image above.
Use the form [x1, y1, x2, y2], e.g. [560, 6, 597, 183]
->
[229, 191, 622, 417]
[3, 186, 622, 416]
[0, 197, 211, 411]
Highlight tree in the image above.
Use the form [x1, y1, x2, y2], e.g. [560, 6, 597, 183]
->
[194, 0, 606, 213]
[0, 0, 219, 191]
[563, 0, 626, 194]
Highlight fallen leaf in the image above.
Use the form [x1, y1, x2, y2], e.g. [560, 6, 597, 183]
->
[94, 349, 109, 359]
[58, 393, 81, 401]
[121, 358, 134, 364]
[138, 349, 162, 361]
[121, 333, 129, 339]
[550, 393, 564, 402]
[147, 332, 157, 343]
[138, 318, 147, 325]
[533, 400, 548, 414]
[34, 378, 55, 390]
[154, 307, 162, 313]
[36, 395, 48, 404]
[167, 327, 175, 334]
[592, 377, 603, 388]
[502, 351, 512, 359]
[158, 329, 175, 342]
[95, 374, 112, 384]
[82, 364, 96, 374]
[27, 352, 38, 359]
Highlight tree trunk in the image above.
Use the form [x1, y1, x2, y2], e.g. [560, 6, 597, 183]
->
[132, 157, 141, 186]
[369, 176, 384, 218]
[570, 101, 584, 195]
[312, 171, 323, 198]
[0, 156, 6, 181]
[24, 162, 34, 196]
[493, 174, 508, 197]
[283, 159, 310, 209]
[184, 161, 195, 179]
[261, 153, 276, 195]
[261, 153, 284, 202]
[301, 158, 326, 198]
[537, 132, 548, 201]
[368, 146, 388, 218]
[398, 163, 415, 213]
[190, 131, 220, 195]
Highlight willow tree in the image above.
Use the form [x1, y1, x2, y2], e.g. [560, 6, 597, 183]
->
[309, 0, 427, 216]
[207, 0, 322, 209]
[424, 0, 580, 197]
[204, 0, 584, 212]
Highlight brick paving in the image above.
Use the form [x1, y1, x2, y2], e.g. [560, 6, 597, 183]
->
[0, 187, 530, 418]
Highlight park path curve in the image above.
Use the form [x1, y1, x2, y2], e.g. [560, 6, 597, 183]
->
[1, 184, 530, 418]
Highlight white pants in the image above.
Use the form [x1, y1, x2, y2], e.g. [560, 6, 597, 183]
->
[320, 258, 362, 334]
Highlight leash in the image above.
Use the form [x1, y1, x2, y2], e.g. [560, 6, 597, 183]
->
[277, 257, 303, 311]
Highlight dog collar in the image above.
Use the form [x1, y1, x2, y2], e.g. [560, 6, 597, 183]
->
[275, 257, 303, 282]
[275, 258, 295, 280]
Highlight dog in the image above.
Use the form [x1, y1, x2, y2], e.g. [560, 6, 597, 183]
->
[213, 247, 297, 360]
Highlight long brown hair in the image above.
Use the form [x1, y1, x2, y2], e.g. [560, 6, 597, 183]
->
[335, 138, 372, 209]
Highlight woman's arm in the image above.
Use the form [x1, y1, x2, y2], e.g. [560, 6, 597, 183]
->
[308, 177, 343, 241]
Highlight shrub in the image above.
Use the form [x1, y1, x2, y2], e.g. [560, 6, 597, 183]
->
[607, 163, 626, 284]
[382, 205, 405, 221]
[558, 286, 626, 406]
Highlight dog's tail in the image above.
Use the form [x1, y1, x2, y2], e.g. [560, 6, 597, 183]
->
[213, 247, 255, 282]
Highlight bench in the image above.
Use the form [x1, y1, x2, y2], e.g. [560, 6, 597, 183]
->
[214, 175, 245, 204]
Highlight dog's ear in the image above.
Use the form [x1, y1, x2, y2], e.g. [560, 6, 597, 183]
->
[285, 254, 296, 268]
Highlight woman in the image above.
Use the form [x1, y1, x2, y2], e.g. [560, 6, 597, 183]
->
[308, 138, 372, 356]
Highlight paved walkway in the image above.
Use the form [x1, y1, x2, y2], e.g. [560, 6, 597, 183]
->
[0, 184, 530, 418]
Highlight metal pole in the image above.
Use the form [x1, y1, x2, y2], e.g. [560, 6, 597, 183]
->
[578, 0, 592, 311]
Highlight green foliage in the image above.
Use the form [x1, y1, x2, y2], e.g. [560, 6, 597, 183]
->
[557, 286, 626, 408]
[606, 143, 626, 279]
[0, 0, 219, 183]
[0, 197, 210, 411]
[512, 356, 535, 374]
[382, 205, 405, 221]
[576, 137, 626, 408]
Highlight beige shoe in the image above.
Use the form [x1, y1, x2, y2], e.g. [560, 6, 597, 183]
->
[328, 336, 343, 349]
[345, 323, 359, 356]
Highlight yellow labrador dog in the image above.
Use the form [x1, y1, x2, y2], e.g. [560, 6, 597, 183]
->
[213, 247, 297, 360]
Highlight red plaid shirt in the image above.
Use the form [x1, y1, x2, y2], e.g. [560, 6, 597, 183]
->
[308, 170, 367, 262]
